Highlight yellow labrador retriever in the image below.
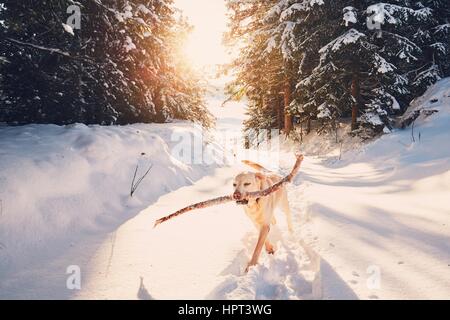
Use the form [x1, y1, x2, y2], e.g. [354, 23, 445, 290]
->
[233, 160, 293, 272]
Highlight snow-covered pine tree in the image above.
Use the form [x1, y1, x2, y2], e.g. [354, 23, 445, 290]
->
[0, 0, 211, 126]
[259, 0, 324, 135]
[275, 0, 341, 135]
[0, 0, 83, 123]
[225, 0, 321, 138]
[225, 0, 285, 139]
[410, 0, 450, 96]
[295, 1, 436, 137]
[226, 0, 447, 139]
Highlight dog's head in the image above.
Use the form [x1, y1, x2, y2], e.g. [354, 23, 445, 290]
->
[232, 172, 264, 205]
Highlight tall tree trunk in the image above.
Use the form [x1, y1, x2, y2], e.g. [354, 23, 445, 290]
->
[351, 72, 361, 131]
[276, 96, 283, 132]
[284, 77, 293, 136]
[307, 117, 311, 134]
[300, 120, 304, 142]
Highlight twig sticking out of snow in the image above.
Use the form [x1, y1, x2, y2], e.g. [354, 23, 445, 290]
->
[130, 162, 153, 197]
[153, 154, 304, 228]
[411, 119, 416, 143]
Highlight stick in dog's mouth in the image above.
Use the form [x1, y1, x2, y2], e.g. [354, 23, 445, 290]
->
[153, 153, 304, 228]
[236, 199, 249, 205]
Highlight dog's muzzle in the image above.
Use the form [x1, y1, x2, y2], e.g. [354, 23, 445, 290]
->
[233, 191, 248, 205]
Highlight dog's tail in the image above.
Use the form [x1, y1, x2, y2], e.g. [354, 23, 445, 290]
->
[242, 160, 271, 172]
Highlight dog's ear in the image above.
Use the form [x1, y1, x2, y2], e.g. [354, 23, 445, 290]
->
[255, 172, 265, 180]
[255, 172, 265, 189]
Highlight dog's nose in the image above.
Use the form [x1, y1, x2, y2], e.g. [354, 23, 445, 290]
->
[233, 191, 242, 200]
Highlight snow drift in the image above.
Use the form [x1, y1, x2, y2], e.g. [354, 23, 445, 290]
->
[0, 122, 219, 275]
[297, 78, 450, 299]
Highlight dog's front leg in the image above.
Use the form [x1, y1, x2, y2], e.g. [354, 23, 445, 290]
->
[245, 224, 270, 273]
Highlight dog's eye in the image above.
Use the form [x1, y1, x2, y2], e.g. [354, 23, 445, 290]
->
[244, 183, 251, 186]
[233, 183, 237, 187]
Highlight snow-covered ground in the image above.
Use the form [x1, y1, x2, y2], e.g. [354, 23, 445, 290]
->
[301, 79, 450, 299]
[0, 121, 221, 297]
[0, 79, 449, 299]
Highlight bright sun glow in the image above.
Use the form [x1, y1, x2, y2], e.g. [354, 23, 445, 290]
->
[175, 0, 230, 71]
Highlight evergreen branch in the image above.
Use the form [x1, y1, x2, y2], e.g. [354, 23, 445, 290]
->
[381, 31, 422, 52]
[4, 38, 95, 64]
[221, 85, 249, 107]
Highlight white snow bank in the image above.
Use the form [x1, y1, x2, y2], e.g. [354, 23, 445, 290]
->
[0, 122, 219, 275]
[347, 77, 450, 165]
[298, 78, 450, 299]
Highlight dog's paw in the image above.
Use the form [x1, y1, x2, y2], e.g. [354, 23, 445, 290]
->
[245, 260, 257, 273]
[265, 241, 276, 255]
[265, 245, 275, 255]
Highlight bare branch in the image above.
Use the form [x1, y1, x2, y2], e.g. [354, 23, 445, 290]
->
[130, 165, 139, 197]
[153, 195, 234, 227]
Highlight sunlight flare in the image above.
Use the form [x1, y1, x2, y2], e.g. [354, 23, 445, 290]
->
[175, 0, 230, 70]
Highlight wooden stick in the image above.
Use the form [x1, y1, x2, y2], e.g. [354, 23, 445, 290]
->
[153, 195, 233, 227]
[153, 154, 304, 228]
[246, 154, 303, 199]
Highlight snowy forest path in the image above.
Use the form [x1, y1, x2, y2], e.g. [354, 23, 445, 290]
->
[0, 93, 319, 300]
[4, 87, 449, 300]
[70, 98, 321, 300]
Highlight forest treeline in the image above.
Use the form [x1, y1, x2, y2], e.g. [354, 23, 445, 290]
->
[1, 0, 449, 140]
[0, 0, 212, 126]
[224, 0, 450, 138]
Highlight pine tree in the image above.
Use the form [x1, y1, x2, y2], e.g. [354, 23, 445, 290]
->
[225, 0, 283, 138]
[411, 0, 450, 95]
[297, 1, 436, 136]
[225, 0, 311, 137]
[225, 0, 449, 139]
[0, 0, 212, 126]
